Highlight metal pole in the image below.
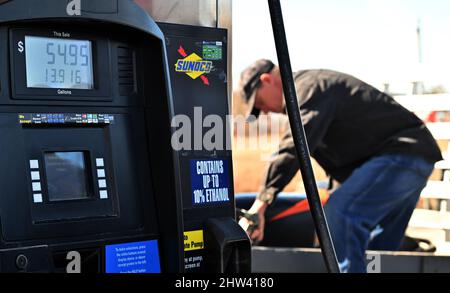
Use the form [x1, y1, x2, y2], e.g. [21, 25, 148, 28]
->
[267, 0, 340, 273]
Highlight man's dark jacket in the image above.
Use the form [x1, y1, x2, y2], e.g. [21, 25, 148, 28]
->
[259, 69, 443, 204]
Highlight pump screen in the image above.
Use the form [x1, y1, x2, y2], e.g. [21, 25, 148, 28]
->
[25, 36, 94, 89]
[44, 152, 90, 202]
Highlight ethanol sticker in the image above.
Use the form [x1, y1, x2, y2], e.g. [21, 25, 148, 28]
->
[184, 230, 204, 252]
[190, 159, 231, 206]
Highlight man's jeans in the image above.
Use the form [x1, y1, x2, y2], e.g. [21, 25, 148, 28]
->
[324, 154, 434, 273]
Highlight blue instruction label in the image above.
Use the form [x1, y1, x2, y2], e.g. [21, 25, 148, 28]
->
[190, 159, 231, 206]
[105, 240, 161, 273]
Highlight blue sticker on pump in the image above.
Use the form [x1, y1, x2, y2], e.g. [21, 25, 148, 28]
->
[105, 240, 161, 273]
[190, 159, 231, 206]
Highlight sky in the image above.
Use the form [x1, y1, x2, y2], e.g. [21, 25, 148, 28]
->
[232, 0, 450, 94]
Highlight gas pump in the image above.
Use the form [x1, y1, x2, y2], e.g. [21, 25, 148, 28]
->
[0, 0, 250, 273]
[0, 0, 183, 273]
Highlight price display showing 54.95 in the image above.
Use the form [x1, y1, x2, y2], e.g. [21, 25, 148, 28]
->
[25, 36, 94, 90]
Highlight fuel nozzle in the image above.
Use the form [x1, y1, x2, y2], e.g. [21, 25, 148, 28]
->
[237, 209, 260, 236]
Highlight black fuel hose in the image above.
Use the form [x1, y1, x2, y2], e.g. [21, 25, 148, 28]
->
[268, 0, 341, 273]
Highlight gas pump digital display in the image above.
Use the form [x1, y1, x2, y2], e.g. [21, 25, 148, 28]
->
[11, 28, 111, 100]
[25, 36, 94, 89]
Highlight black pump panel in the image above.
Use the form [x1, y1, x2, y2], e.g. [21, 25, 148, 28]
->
[158, 23, 251, 273]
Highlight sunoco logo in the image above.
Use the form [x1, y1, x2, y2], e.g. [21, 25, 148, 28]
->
[175, 46, 211, 85]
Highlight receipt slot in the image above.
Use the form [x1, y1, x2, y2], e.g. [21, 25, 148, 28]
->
[155, 23, 251, 273]
[0, 0, 184, 272]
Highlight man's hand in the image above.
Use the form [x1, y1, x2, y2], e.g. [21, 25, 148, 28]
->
[238, 199, 268, 244]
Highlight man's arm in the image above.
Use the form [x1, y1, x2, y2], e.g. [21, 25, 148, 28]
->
[258, 84, 337, 205]
[257, 130, 298, 205]
[239, 128, 298, 244]
[241, 81, 337, 243]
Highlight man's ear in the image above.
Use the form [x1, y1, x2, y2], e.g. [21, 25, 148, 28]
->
[260, 73, 272, 84]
